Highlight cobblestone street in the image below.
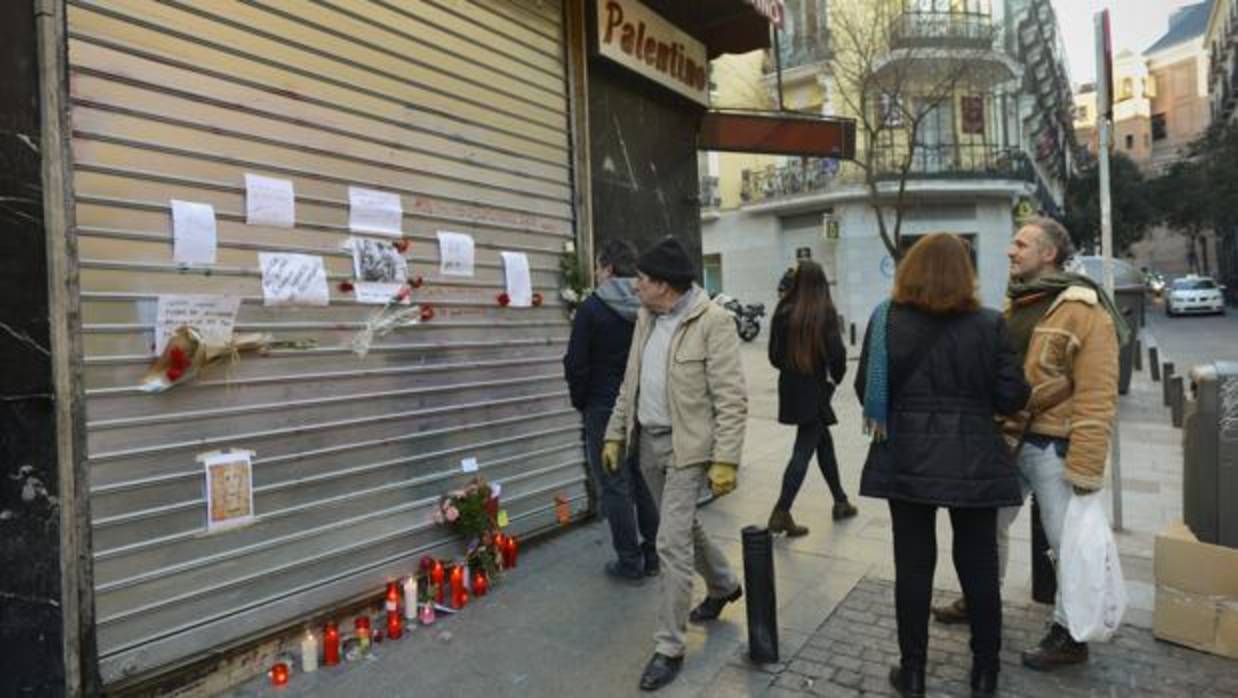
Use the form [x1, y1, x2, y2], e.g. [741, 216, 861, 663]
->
[717, 578, 1238, 698]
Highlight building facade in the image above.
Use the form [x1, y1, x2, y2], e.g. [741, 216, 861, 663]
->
[702, 0, 1075, 342]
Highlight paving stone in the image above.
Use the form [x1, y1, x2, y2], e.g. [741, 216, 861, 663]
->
[775, 577, 1238, 698]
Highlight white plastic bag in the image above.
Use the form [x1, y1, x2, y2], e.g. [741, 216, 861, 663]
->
[1059, 491, 1127, 642]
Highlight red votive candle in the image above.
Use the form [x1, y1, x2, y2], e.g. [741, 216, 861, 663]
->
[322, 621, 340, 666]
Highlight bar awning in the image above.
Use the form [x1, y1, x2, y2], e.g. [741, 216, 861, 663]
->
[698, 110, 857, 159]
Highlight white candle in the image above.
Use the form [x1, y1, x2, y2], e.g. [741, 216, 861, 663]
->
[301, 631, 319, 673]
[403, 577, 418, 621]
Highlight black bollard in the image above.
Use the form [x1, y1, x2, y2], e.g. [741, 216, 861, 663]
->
[1031, 497, 1056, 604]
[742, 525, 779, 664]
[1171, 376, 1185, 428]
[1134, 339, 1143, 371]
[1150, 346, 1160, 381]
[1163, 362, 1175, 406]
[849, 322, 857, 347]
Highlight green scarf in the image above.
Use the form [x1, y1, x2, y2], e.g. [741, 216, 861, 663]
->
[1007, 272, 1132, 348]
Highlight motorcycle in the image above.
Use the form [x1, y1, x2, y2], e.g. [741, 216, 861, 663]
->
[711, 293, 765, 342]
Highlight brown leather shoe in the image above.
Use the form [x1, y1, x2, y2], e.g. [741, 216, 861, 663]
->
[931, 597, 969, 625]
[768, 508, 809, 537]
[1021, 623, 1089, 671]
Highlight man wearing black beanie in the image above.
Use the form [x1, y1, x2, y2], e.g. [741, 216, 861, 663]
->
[603, 236, 749, 691]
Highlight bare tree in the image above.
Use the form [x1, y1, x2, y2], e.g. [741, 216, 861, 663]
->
[829, 0, 1008, 260]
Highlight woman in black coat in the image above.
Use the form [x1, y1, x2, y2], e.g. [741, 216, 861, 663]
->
[855, 234, 1030, 698]
[767, 260, 857, 537]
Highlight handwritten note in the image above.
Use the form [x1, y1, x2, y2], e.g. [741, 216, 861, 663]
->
[155, 295, 241, 354]
[349, 186, 403, 238]
[437, 231, 475, 277]
[171, 200, 217, 265]
[200, 449, 256, 532]
[259, 253, 329, 307]
[500, 251, 533, 307]
[244, 174, 295, 228]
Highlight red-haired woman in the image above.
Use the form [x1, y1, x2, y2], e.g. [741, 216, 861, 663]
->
[855, 234, 1029, 698]
[767, 260, 857, 537]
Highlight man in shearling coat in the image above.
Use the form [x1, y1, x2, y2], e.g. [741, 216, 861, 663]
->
[935, 217, 1127, 671]
[602, 236, 748, 692]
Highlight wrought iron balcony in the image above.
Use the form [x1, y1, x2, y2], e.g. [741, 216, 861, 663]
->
[739, 145, 1032, 205]
[740, 158, 841, 204]
[699, 176, 721, 209]
[889, 11, 997, 51]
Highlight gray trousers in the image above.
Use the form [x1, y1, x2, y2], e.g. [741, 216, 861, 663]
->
[640, 428, 739, 658]
[996, 439, 1074, 627]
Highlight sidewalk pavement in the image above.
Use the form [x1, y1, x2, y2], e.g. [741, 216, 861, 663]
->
[224, 331, 1227, 697]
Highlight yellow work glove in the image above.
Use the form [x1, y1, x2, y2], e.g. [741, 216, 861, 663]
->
[602, 441, 624, 475]
[707, 462, 738, 497]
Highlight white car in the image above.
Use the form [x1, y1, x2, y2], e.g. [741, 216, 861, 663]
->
[1165, 276, 1227, 316]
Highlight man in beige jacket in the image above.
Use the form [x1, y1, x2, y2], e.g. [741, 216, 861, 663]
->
[933, 217, 1125, 672]
[602, 236, 747, 692]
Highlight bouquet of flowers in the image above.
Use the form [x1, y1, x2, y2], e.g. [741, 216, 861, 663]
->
[435, 476, 504, 576]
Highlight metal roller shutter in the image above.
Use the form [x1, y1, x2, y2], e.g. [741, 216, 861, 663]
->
[66, 0, 582, 684]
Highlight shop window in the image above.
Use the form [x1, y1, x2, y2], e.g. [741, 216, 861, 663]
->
[1152, 113, 1168, 141]
[1120, 78, 1133, 100]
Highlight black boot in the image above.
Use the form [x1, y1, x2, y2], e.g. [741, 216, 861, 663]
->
[1021, 623, 1088, 671]
[688, 585, 742, 623]
[971, 667, 998, 697]
[768, 508, 809, 536]
[888, 665, 926, 697]
[638, 653, 683, 691]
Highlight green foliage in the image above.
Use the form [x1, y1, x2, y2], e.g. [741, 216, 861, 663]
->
[1064, 151, 1155, 255]
[1148, 122, 1238, 239]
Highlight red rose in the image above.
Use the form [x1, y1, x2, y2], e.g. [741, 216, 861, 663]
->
[393, 239, 410, 253]
[339, 281, 355, 292]
[531, 292, 544, 307]
[497, 292, 510, 307]
[420, 556, 434, 573]
[166, 365, 185, 382]
[411, 276, 424, 289]
[420, 305, 435, 322]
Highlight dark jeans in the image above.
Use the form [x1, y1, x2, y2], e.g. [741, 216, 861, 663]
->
[775, 420, 846, 511]
[584, 407, 659, 572]
[888, 500, 1001, 673]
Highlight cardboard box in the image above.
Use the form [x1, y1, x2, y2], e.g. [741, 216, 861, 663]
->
[1153, 521, 1238, 659]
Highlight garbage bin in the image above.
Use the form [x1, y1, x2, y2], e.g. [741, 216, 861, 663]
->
[1078, 257, 1145, 395]
[1182, 361, 1238, 547]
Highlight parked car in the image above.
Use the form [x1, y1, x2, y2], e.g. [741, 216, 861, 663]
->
[1165, 275, 1227, 316]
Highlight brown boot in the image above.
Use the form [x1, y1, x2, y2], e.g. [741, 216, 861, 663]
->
[1021, 623, 1089, 671]
[931, 597, 969, 625]
[768, 508, 809, 537]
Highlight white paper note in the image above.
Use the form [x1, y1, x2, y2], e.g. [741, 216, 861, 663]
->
[199, 449, 256, 532]
[461, 457, 479, 473]
[258, 253, 329, 307]
[500, 251, 533, 307]
[244, 174, 295, 228]
[353, 283, 409, 305]
[437, 231, 475, 277]
[348, 186, 403, 237]
[155, 295, 241, 355]
[171, 200, 217, 265]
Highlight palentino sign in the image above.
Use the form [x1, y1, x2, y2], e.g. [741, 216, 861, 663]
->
[597, 0, 709, 106]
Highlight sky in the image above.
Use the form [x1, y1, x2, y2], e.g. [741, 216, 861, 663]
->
[1052, 0, 1208, 85]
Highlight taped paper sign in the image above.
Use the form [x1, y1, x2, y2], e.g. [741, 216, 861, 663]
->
[349, 186, 403, 237]
[437, 231, 475, 277]
[259, 253, 329, 307]
[200, 449, 256, 532]
[461, 457, 479, 473]
[500, 251, 533, 307]
[171, 200, 217, 265]
[350, 237, 409, 305]
[154, 295, 241, 355]
[244, 174, 295, 228]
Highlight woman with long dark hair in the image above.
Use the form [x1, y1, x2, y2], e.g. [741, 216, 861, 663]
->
[855, 234, 1030, 698]
[767, 260, 857, 537]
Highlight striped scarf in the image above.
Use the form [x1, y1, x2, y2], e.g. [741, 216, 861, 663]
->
[862, 300, 892, 441]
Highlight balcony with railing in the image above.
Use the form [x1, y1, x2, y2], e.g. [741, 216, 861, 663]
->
[889, 10, 998, 51]
[739, 144, 1032, 205]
